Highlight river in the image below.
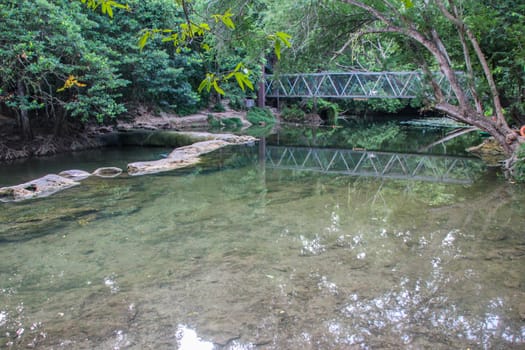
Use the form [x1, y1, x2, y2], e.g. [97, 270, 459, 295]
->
[0, 122, 524, 349]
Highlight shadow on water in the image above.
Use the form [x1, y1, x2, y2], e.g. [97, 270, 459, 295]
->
[0, 123, 523, 349]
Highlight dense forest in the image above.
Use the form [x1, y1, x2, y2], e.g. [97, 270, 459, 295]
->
[1, 0, 524, 176]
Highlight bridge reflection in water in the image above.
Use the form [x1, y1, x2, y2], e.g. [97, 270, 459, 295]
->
[263, 145, 484, 184]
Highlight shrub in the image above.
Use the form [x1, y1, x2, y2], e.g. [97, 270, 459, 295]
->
[222, 117, 243, 128]
[212, 102, 226, 112]
[512, 143, 525, 182]
[247, 107, 276, 125]
[207, 115, 242, 129]
[280, 105, 305, 121]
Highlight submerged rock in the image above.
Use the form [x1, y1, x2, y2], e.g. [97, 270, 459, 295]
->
[0, 174, 79, 202]
[519, 303, 525, 320]
[59, 169, 92, 181]
[2, 132, 256, 200]
[93, 167, 123, 178]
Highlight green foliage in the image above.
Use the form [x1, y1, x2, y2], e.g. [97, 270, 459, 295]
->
[222, 117, 243, 128]
[466, 1, 525, 124]
[244, 124, 274, 137]
[197, 63, 254, 96]
[211, 102, 226, 112]
[91, 0, 204, 113]
[304, 99, 339, 125]
[267, 31, 292, 60]
[0, 0, 128, 129]
[280, 105, 306, 122]
[246, 107, 276, 125]
[79, 0, 129, 18]
[193, 0, 291, 97]
[228, 94, 247, 111]
[0, 0, 207, 138]
[340, 98, 411, 115]
[206, 115, 242, 129]
[207, 114, 222, 128]
[344, 122, 403, 150]
[513, 143, 525, 182]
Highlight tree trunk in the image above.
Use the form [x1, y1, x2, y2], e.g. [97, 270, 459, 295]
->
[16, 80, 33, 141]
[53, 107, 67, 137]
[340, 0, 525, 174]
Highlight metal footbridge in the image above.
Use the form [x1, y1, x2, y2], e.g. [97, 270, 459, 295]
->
[264, 146, 483, 184]
[265, 71, 452, 99]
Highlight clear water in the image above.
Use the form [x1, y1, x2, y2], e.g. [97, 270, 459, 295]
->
[0, 130, 524, 349]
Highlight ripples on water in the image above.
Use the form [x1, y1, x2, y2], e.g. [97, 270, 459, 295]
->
[0, 143, 524, 349]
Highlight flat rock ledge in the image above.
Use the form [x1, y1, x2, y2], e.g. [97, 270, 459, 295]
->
[0, 174, 80, 202]
[128, 134, 256, 176]
[1, 133, 257, 201]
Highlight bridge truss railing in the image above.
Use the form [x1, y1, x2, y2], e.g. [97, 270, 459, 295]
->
[264, 71, 454, 99]
[265, 146, 483, 184]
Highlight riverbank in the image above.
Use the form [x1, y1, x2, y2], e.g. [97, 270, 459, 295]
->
[0, 104, 252, 162]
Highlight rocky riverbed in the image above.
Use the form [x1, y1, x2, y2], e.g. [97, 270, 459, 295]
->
[0, 132, 256, 202]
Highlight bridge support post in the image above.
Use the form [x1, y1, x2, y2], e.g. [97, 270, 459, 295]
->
[257, 65, 266, 108]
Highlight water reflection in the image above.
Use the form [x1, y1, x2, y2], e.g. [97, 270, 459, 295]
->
[176, 325, 214, 350]
[0, 150, 523, 349]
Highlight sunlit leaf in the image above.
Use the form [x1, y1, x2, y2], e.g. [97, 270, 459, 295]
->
[274, 40, 282, 60]
[235, 73, 245, 91]
[212, 80, 225, 95]
[138, 31, 150, 50]
[106, 3, 113, 18]
[276, 31, 292, 47]
[402, 0, 414, 9]
[57, 75, 87, 92]
[198, 78, 210, 93]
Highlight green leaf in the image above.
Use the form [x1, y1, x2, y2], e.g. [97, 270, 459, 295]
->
[234, 72, 245, 91]
[243, 76, 254, 91]
[212, 9, 236, 30]
[106, 3, 113, 18]
[274, 40, 281, 60]
[212, 80, 225, 95]
[138, 31, 151, 50]
[402, 0, 414, 9]
[198, 78, 210, 93]
[276, 31, 292, 47]
[234, 72, 254, 91]
[221, 9, 235, 29]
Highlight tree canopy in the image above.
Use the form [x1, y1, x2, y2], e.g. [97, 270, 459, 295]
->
[1, 0, 524, 173]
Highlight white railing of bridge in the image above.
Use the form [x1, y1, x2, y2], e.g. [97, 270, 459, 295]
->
[265, 146, 483, 184]
[264, 71, 453, 99]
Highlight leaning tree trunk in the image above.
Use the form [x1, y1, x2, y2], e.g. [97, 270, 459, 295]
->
[340, 0, 525, 175]
[16, 79, 33, 141]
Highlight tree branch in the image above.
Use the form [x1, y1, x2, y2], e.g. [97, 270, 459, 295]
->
[436, 0, 505, 123]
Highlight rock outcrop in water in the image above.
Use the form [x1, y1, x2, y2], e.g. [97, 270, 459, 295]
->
[127, 133, 256, 176]
[92, 167, 123, 178]
[0, 132, 257, 201]
[58, 169, 92, 181]
[0, 174, 80, 202]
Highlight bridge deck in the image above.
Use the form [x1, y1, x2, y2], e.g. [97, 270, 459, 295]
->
[265, 146, 483, 184]
[265, 71, 452, 99]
